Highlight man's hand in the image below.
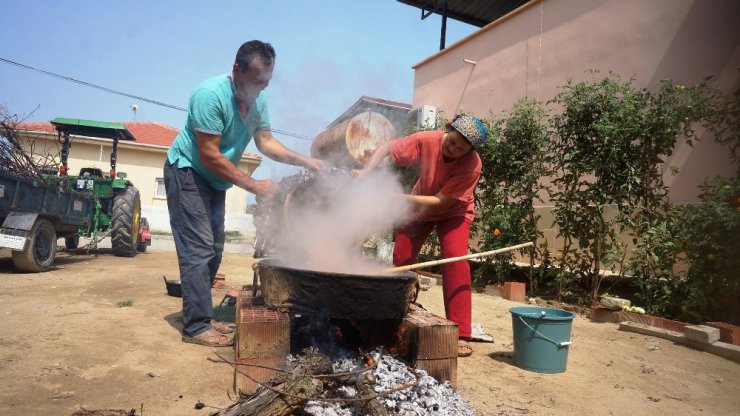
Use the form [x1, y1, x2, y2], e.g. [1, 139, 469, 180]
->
[302, 157, 324, 172]
[250, 179, 279, 198]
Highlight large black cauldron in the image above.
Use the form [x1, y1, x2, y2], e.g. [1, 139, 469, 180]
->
[254, 259, 418, 320]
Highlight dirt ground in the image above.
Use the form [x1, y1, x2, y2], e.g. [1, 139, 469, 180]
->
[0, 247, 738, 416]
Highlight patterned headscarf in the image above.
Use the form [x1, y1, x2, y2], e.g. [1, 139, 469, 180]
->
[451, 114, 489, 150]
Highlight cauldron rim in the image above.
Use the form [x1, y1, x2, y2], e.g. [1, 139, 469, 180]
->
[257, 258, 417, 281]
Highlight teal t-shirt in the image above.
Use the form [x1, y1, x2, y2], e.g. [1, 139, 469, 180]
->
[167, 74, 270, 190]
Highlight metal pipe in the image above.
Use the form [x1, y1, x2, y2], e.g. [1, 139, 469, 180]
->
[440, 5, 448, 50]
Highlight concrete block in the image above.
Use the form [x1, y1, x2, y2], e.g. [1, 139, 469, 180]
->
[618, 321, 684, 343]
[704, 342, 740, 364]
[684, 325, 721, 344]
[619, 322, 740, 364]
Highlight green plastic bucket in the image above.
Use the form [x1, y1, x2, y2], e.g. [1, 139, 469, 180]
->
[509, 306, 575, 373]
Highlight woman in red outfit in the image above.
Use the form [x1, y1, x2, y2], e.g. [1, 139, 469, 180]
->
[353, 114, 489, 357]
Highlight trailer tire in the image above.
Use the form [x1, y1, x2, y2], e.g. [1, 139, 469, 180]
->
[137, 242, 147, 252]
[12, 218, 57, 272]
[64, 234, 79, 250]
[136, 217, 149, 253]
[111, 186, 141, 257]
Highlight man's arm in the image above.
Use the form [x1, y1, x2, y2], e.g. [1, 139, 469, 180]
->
[253, 130, 323, 171]
[196, 131, 276, 196]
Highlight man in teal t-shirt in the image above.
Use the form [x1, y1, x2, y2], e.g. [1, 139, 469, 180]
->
[164, 40, 322, 347]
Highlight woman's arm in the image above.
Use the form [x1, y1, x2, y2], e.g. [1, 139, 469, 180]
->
[350, 142, 390, 179]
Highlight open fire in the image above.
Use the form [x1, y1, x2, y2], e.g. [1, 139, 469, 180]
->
[225, 167, 470, 414]
[223, 286, 470, 415]
[217, 348, 473, 415]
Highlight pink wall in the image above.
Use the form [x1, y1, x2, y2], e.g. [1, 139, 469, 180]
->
[412, 0, 740, 203]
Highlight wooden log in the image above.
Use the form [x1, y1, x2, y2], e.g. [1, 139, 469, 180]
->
[356, 377, 390, 416]
[218, 349, 333, 416]
[219, 376, 323, 416]
[311, 111, 396, 168]
[384, 241, 534, 274]
[395, 304, 458, 386]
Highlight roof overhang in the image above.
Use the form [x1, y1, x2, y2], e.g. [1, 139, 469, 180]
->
[51, 117, 136, 141]
[397, 0, 532, 28]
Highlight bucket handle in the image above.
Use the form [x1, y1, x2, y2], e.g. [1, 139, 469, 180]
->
[518, 316, 572, 347]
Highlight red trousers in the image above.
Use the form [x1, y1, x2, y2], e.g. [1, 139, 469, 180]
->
[393, 216, 472, 338]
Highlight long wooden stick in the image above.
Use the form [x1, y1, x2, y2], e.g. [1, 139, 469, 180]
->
[384, 241, 534, 274]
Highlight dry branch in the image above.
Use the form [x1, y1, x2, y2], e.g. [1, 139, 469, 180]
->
[0, 104, 60, 181]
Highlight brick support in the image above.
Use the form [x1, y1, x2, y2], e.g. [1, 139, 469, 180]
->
[234, 292, 291, 395]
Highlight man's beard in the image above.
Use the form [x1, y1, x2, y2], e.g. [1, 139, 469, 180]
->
[237, 88, 258, 104]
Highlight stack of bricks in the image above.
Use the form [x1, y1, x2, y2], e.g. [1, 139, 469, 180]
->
[706, 322, 740, 345]
[233, 292, 291, 395]
[590, 306, 687, 333]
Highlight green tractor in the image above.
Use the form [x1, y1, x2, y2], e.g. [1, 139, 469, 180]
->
[51, 118, 151, 256]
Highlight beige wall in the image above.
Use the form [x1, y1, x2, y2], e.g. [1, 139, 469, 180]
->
[412, 0, 739, 204]
[19, 133, 260, 233]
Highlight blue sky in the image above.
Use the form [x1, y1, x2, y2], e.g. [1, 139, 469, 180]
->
[1, 0, 477, 180]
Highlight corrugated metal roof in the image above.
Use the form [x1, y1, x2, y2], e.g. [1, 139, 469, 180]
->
[397, 0, 532, 27]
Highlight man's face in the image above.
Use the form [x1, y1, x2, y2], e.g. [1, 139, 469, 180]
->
[441, 129, 473, 159]
[233, 57, 274, 102]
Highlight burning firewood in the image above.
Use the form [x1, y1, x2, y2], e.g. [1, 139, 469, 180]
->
[213, 347, 473, 416]
[214, 348, 390, 416]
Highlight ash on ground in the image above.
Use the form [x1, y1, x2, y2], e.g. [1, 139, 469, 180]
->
[297, 349, 475, 416]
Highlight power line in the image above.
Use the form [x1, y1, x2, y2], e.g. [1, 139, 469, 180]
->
[0, 57, 313, 141]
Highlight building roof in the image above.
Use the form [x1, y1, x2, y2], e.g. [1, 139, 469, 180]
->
[328, 96, 412, 128]
[397, 0, 531, 28]
[16, 120, 261, 160]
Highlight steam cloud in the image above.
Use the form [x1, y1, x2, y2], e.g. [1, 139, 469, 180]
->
[272, 167, 410, 274]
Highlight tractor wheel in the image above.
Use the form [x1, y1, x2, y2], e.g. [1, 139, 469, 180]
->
[111, 185, 141, 257]
[12, 218, 57, 272]
[65, 234, 79, 250]
[137, 242, 148, 252]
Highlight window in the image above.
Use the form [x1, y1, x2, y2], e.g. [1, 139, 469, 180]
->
[154, 178, 166, 199]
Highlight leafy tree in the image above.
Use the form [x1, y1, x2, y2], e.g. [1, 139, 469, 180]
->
[474, 99, 550, 293]
[547, 73, 723, 303]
